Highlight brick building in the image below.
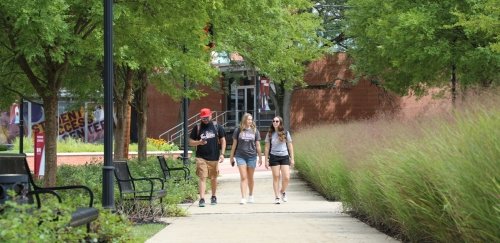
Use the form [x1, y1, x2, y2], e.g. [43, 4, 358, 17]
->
[146, 53, 404, 142]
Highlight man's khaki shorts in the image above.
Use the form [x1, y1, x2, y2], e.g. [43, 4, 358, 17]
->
[195, 157, 219, 179]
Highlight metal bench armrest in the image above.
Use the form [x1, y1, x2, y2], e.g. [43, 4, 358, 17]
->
[41, 185, 94, 208]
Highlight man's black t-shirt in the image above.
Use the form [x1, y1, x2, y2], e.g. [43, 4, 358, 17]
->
[190, 122, 225, 161]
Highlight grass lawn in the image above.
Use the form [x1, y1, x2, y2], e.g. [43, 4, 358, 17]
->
[131, 222, 167, 242]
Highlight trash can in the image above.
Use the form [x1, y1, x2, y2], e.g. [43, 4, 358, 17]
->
[0, 174, 29, 205]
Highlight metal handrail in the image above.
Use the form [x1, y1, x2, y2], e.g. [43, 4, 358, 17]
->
[158, 112, 200, 140]
[161, 111, 229, 144]
[159, 109, 275, 145]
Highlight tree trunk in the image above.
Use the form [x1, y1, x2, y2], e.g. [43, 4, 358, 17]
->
[42, 94, 59, 187]
[136, 71, 149, 161]
[270, 82, 285, 117]
[282, 89, 292, 131]
[123, 105, 131, 157]
[269, 90, 280, 118]
[114, 67, 134, 160]
[114, 98, 125, 160]
[451, 64, 457, 106]
[15, 54, 66, 187]
[269, 81, 293, 130]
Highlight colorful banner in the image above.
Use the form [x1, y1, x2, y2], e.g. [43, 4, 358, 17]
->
[34, 131, 45, 177]
[2, 103, 105, 144]
[31, 107, 105, 143]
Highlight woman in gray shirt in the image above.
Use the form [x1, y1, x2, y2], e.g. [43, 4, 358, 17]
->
[264, 116, 295, 204]
[229, 113, 263, 205]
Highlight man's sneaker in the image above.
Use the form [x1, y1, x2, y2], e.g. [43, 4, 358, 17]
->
[199, 198, 206, 207]
[282, 192, 288, 202]
[274, 197, 281, 204]
[247, 195, 254, 203]
[210, 196, 217, 205]
[240, 198, 246, 205]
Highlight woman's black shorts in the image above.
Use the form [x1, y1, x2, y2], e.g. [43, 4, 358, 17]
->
[269, 154, 290, 166]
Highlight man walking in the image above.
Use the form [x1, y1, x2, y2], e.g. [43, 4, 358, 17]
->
[189, 108, 226, 207]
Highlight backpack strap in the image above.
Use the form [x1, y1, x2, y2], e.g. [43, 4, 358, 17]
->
[267, 131, 272, 153]
[234, 128, 240, 151]
[285, 131, 290, 156]
[197, 123, 201, 137]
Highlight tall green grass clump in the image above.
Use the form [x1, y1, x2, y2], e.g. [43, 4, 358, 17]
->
[294, 126, 355, 202]
[294, 92, 500, 242]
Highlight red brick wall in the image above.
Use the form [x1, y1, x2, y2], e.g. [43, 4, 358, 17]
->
[147, 84, 225, 139]
[291, 53, 400, 130]
[147, 53, 450, 135]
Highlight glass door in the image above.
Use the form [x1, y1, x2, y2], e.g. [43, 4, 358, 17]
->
[234, 85, 255, 125]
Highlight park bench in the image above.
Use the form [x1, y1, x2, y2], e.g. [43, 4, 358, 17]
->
[113, 160, 166, 213]
[0, 153, 98, 231]
[157, 155, 190, 181]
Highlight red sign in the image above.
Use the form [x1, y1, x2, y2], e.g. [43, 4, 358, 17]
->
[34, 131, 45, 177]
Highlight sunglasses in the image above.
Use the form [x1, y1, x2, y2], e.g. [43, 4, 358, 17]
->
[272, 120, 280, 123]
[201, 117, 210, 121]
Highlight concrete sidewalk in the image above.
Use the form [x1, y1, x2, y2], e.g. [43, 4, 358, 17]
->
[147, 160, 398, 243]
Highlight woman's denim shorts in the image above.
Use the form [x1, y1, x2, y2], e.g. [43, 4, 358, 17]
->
[235, 156, 258, 168]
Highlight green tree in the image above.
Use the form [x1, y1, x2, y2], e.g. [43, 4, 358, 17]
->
[214, 0, 325, 129]
[313, 0, 350, 51]
[345, 0, 500, 103]
[0, 0, 103, 186]
[112, 0, 219, 160]
[452, 0, 500, 88]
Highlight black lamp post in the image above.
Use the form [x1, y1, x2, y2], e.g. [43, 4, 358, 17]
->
[102, 0, 114, 209]
[19, 98, 24, 154]
[182, 76, 189, 166]
[182, 46, 189, 166]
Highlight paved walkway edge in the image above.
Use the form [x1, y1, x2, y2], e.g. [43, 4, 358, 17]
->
[147, 161, 398, 243]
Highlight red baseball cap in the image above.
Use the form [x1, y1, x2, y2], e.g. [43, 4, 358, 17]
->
[199, 108, 211, 118]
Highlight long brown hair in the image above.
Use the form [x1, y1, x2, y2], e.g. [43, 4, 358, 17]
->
[239, 113, 256, 137]
[268, 116, 286, 142]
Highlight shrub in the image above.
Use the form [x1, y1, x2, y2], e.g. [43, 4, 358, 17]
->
[55, 156, 197, 221]
[0, 200, 87, 242]
[0, 144, 7, 151]
[0, 194, 137, 242]
[92, 207, 134, 242]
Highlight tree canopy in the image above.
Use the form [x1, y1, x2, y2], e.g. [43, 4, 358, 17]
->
[0, 0, 325, 183]
[345, 0, 500, 96]
[215, 0, 323, 87]
[313, 0, 350, 51]
[211, 0, 325, 127]
[0, 0, 104, 186]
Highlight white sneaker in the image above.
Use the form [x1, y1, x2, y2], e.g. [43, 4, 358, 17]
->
[274, 197, 280, 204]
[240, 198, 246, 205]
[247, 195, 254, 203]
[282, 192, 288, 202]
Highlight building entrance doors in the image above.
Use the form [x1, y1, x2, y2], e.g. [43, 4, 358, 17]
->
[232, 85, 255, 126]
